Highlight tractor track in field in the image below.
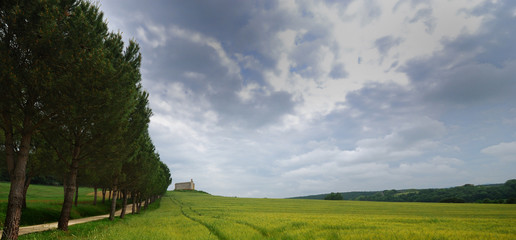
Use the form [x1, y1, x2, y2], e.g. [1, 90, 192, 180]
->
[169, 197, 227, 240]
[233, 219, 270, 237]
[169, 196, 270, 239]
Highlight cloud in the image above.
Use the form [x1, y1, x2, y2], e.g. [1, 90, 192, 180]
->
[329, 63, 348, 79]
[98, 0, 516, 197]
[375, 36, 403, 56]
[137, 22, 298, 129]
[168, 25, 241, 77]
[404, 54, 516, 107]
[277, 117, 448, 184]
[481, 142, 516, 162]
[401, 0, 516, 106]
[409, 7, 436, 34]
[136, 22, 168, 48]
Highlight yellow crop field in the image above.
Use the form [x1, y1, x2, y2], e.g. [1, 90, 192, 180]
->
[21, 191, 516, 239]
[166, 192, 516, 240]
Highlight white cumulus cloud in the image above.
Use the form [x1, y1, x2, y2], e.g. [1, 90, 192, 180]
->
[482, 142, 516, 162]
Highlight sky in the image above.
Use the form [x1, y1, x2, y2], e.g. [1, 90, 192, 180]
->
[99, 0, 516, 198]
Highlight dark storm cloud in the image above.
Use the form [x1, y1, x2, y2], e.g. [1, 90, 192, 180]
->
[211, 90, 296, 128]
[408, 8, 435, 34]
[156, 0, 309, 70]
[421, 62, 516, 104]
[392, 0, 431, 12]
[103, 0, 288, 72]
[142, 37, 236, 93]
[323, 0, 354, 7]
[402, 0, 516, 106]
[106, 0, 257, 39]
[374, 36, 403, 56]
[329, 63, 349, 79]
[100, 0, 302, 128]
[363, 0, 382, 22]
[141, 31, 295, 127]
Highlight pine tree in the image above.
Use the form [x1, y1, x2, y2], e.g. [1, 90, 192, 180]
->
[0, 1, 77, 238]
[42, 3, 142, 230]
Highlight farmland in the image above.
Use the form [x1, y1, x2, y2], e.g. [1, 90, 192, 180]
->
[22, 190, 516, 239]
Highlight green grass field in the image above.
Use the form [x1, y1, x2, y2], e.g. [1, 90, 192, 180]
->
[20, 190, 516, 239]
[0, 182, 114, 228]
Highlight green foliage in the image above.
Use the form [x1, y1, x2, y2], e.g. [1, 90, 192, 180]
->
[291, 191, 377, 200]
[440, 197, 466, 203]
[324, 192, 343, 200]
[296, 179, 516, 204]
[355, 180, 516, 203]
[505, 179, 516, 191]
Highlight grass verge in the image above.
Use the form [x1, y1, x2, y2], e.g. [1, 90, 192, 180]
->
[19, 199, 161, 240]
[0, 182, 119, 228]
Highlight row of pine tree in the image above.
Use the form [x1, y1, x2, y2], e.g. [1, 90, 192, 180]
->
[0, 1, 172, 239]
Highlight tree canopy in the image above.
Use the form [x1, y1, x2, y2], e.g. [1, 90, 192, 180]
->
[1, 1, 171, 239]
[324, 192, 343, 200]
[354, 180, 516, 204]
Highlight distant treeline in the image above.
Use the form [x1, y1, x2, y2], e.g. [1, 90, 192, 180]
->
[292, 179, 516, 204]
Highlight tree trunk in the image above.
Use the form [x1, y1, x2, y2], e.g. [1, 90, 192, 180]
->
[108, 189, 111, 201]
[102, 188, 106, 203]
[2, 120, 32, 240]
[144, 198, 149, 210]
[131, 191, 136, 214]
[120, 189, 128, 219]
[109, 178, 118, 221]
[22, 176, 32, 209]
[58, 150, 80, 231]
[93, 187, 97, 205]
[74, 185, 79, 207]
[136, 193, 141, 213]
[2, 176, 25, 240]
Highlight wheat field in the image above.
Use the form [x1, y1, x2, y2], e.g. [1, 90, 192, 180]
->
[21, 191, 516, 239]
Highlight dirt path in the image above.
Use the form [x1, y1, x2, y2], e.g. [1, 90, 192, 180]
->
[9, 204, 136, 236]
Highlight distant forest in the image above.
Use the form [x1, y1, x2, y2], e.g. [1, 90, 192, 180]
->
[292, 179, 516, 203]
